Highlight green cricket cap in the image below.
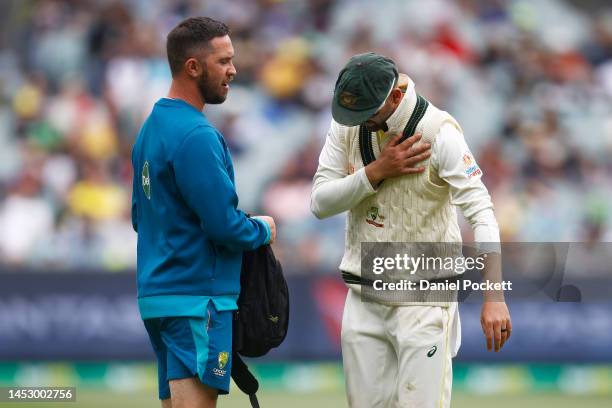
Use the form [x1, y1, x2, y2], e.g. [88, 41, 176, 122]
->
[332, 52, 399, 126]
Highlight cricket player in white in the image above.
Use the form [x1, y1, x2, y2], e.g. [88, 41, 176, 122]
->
[311, 53, 512, 407]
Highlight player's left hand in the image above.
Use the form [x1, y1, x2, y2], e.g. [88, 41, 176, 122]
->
[480, 302, 512, 352]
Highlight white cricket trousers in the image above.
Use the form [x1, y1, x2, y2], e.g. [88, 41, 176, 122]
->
[341, 289, 455, 408]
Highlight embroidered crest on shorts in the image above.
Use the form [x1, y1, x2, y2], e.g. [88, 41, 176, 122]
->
[213, 351, 229, 377]
[218, 351, 229, 369]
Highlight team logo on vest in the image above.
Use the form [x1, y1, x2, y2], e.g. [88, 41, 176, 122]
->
[213, 351, 229, 377]
[142, 161, 151, 200]
[427, 345, 437, 357]
[366, 206, 385, 228]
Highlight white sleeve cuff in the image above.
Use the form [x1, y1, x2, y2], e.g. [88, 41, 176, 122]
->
[357, 167, 377, 193]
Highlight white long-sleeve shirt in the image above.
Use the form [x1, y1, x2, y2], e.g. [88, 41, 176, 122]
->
[311, 89, 500, 244]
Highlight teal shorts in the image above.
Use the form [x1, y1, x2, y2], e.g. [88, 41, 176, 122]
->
[143, 301, 233, 399]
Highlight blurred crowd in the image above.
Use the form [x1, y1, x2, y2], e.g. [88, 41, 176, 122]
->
[0, 0, 611, 272]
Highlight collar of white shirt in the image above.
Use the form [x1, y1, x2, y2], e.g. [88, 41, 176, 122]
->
[384, 77, 418, 136]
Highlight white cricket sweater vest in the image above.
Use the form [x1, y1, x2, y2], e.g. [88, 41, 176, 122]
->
[339, 95, 463, 289]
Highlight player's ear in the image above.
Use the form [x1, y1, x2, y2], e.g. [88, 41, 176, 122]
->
[390, 88, 403, 104]
[184, 57, 201, 78]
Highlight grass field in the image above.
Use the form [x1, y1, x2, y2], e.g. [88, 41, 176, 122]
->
[1, 363, 610, 407]
[0, 390, 610, 408]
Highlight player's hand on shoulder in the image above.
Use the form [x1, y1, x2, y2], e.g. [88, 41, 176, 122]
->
[365, 132, 431, 185]
[253, 215, 276, 244]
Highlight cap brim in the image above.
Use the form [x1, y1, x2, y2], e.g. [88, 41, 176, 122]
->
[331, 100, 379, 127]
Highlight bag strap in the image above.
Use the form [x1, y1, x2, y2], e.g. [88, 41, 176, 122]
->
[249, 394, 260, 408]
[231, 352, 260, 408]
[358, 94, 429, 166]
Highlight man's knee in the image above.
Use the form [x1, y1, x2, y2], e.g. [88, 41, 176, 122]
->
[169, 377, 218, 408]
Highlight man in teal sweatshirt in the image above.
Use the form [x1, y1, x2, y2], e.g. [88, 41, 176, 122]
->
[131, 16, 275, 408]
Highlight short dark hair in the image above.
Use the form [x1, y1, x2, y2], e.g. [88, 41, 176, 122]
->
[166, 17, 230, 77]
